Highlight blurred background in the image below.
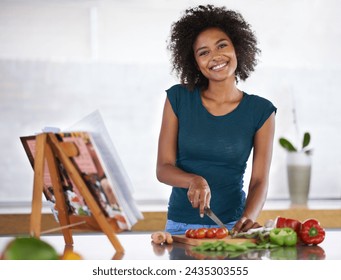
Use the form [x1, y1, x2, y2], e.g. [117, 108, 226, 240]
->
[1, 0, 340, 212]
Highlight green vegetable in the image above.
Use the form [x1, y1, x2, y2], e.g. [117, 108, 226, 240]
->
[269, 228, 297, 246]
[2, 236, 59, 260]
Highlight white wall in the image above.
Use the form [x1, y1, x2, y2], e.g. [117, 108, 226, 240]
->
[1, 0, 341, 207]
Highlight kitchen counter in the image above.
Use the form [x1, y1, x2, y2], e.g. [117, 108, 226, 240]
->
[1, 230, 340, 260]
[1, 199, 341, 236]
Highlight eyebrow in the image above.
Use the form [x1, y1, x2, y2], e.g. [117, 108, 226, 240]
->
[195, 38, 229, 54]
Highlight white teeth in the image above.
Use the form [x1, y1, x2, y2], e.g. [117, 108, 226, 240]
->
[211, 62, 227, 70]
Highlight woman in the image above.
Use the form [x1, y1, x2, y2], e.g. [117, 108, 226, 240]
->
[156, 5, 276, 235]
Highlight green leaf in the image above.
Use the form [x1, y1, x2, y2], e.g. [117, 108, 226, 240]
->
[279, 138, 297, 152]
[302, 132, 311, 149]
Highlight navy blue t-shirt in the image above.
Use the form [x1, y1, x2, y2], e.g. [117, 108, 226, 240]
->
[166, 84, 277, 225]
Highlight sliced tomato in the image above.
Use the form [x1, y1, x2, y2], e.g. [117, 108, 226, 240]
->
[215, 228, 228, 239]
[205, 228, 216, 238]
[185, 229, 195, 238]
[194, 228, 207, 239]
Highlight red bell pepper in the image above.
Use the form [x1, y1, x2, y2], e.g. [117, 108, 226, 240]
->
[299, 219, 325, 245]
[276, 216, 301, 234]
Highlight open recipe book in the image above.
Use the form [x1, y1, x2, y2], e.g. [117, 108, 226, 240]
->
[20, 110, 143, 231]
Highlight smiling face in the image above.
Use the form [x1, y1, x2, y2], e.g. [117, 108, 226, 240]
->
[193, 27, 237, 84]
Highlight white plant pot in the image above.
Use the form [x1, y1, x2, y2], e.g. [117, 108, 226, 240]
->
[286, 152, 311, 207]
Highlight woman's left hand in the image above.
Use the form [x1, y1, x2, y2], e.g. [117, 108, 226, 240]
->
[231, 217, 261, 236]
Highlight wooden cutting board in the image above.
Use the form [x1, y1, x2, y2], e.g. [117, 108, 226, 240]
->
[172, 234, 255, 246]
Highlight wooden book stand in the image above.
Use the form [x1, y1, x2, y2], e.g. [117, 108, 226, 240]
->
[30, 133, 124, 253]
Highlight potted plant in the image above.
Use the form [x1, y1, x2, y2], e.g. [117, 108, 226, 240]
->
[279, 132, 312, 155]
[279, 132, 312, 207]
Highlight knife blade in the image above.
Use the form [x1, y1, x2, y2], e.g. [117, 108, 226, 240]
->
[204, 207, 227, 230]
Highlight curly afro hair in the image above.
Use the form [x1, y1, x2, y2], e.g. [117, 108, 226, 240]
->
[167, 5, 260, 90]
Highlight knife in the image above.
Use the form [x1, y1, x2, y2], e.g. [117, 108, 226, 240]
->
[204, 207, 228, 230]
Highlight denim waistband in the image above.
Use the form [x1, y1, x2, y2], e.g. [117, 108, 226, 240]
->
[165, 219, 236, 235]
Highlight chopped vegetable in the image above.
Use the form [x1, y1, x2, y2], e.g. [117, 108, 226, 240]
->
[299, 219, 325, 245]
[205, 228, 217, 238]
[184, 227, 227, 239]
[194, 228, 207, 239]
[215, 228, 228, 239]
[185, 229, 196, 238]
[269, 228, 297, 246]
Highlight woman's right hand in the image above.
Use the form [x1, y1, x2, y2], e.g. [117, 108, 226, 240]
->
[187, 176, 211, 218]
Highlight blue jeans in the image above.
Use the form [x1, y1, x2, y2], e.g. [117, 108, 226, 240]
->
[165, 219, 237, 235]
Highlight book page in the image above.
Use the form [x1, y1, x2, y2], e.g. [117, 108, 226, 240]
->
[59, 132, 130, 230]
[66, 110, 143, 228]
[20, 136, 90, 219]
[20, 110, 143, 230]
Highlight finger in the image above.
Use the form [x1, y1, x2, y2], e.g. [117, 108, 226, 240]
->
[187, 188, 195, 205]
[188, 197, 194, 206]
[187, 189, 193, 202]
[199, 188, 210, 217]
[240, 219, 254, 232]
[232, 221, 242, 233]
[205, 191, 211, 208]
[192, 191, 200, 208]
[251, 222, 262, 229]
[232, 217, 248, 234]
[199, 197, 206, 218]
[231, 220, 243, 235]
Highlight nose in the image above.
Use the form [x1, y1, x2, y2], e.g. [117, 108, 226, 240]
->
[211, 50, 222, 61]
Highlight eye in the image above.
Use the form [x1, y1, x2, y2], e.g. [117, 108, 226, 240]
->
[198, 50, 209, 57]
[218, 43, 228, 49]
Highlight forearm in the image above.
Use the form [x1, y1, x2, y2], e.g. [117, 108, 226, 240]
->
[156, 163, 200, 189]
[241, 112, 275, 222]
[231, 179, 269, 235]
[242, 179, 269, 221]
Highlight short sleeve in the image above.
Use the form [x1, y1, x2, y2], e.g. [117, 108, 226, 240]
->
[165, 84, 181, 117]
[254, 96, 277, 131]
